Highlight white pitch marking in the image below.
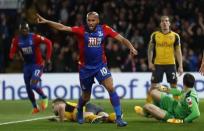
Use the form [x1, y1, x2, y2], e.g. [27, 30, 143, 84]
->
[0, 115, 56, 126]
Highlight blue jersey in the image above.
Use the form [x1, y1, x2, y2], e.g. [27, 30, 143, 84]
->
[19, 33, 36, 64]
[71, 24, 118, 70]
[10, 33, 52, 66]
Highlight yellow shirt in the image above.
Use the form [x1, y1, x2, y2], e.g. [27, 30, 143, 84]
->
[64, 101, 77, 121]
[63, 101, 85, 121]
[150, 31, 181, 65]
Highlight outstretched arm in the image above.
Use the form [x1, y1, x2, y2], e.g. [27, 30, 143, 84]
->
[36, 14, 72, 32]
[114, 34, 137, 56]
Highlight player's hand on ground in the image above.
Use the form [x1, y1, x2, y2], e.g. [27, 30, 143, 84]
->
[177, 66, 183, 76]
[167, 118, 183, 124]
[36, 14, 47, 24]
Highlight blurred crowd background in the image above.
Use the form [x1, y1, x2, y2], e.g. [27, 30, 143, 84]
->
[0, 0, 204, 73]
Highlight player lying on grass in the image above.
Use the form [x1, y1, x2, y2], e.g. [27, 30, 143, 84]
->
[135, 73, 200, 123]
[51, 98, 117, 124]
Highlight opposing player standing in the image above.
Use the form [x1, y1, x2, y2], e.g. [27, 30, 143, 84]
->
[147, 16, 183, 102]
[36, 12, 137, 127]
[9, 22, 52, 114]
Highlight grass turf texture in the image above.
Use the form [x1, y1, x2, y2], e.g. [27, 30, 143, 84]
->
[0, 99, 203, 131]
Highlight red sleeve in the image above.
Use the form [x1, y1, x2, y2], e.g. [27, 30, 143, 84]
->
[33, 34, 52, 60]
[71, 26, 84, 36]
[9, 37, 19, 60]
[103, 25, 119, 38]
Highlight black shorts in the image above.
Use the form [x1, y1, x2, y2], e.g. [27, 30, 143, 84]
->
[151, 65, 177, 84]
[85, 103, 104, 115]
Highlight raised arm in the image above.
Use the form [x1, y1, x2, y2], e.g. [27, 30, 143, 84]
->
[36, 14, 72, 32]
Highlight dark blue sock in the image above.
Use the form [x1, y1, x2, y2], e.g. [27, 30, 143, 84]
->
[27, 89, 37, 108]
[77, 97, 86, 110]
[109, 91, 122, 118]
[31, 101, 37, 108]
[33, 88, 47, 99]
[25, 79, 37, 108]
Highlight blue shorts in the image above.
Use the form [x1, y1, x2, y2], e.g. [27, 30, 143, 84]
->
[79, 64, 111, 92]
[23, 64, 43, 82]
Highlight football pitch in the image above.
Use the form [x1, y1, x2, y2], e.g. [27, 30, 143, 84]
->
[0, 99, 203, 131]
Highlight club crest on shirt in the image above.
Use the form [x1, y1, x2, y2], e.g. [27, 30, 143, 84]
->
[186, 97, 192, 107]
[168, 35, 174, 40]
[98, 31, 103, 37]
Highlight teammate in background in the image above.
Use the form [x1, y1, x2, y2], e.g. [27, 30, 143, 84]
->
[51, 98, 116, 123]
[36, 11, 137, 127]
[9, 22, 52, 114]
[135, 73, 200, 123]
[147, 15, 183, 102]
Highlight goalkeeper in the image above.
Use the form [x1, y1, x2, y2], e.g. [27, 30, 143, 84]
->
[135, 73, 200, 123]
[51, 98, 116, 124]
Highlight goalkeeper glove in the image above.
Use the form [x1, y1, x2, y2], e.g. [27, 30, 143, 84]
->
[158, 85, 169, 92]
[167, 118, 183, 124]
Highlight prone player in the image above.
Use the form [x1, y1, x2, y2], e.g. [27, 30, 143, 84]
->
[51, 98, 116, 124]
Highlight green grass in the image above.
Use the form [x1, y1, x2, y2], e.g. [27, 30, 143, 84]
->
[0, 99, 203, 131]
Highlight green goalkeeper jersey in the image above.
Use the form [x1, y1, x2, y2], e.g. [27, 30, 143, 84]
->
[171, 88, 200, 123]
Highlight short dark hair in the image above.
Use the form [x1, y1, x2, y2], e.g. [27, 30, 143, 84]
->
[183, 73, 195, 88]
[86, 11, 99, 19]
[52, 98, 66, 104]
[19, 21, 29, 30]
